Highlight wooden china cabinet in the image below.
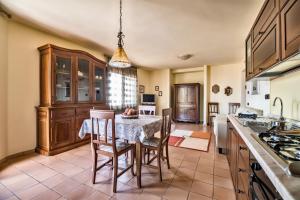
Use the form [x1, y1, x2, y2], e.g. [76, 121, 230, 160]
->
[36, 44, 107, 156]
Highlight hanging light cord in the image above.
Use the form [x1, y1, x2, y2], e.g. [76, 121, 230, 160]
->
[117, 0, 125, 47]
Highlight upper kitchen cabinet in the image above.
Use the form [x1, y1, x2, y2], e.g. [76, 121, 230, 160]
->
[245, 0, 300, 80]
[252, 16, 280, 74]
[245, 34, 253, 80]
[281, 0, 300, 60]
[252, 0, 279, 46]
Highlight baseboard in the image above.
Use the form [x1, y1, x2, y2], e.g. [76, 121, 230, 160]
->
[0, 149, 35, 166]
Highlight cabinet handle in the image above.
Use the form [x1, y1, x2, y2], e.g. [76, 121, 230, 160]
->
[248, 72, 253, 74]
[239, 168, 246, 173]
[240, 146, 247, 151]
[259, 31, 265, 35]
[236, 189, 245, 194]
[259, 67, 264, 71]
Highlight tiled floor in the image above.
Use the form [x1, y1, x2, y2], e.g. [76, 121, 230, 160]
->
[0, 123, 235, 200]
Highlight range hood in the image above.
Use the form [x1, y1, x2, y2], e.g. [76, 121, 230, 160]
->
[256, 53, 300, 79]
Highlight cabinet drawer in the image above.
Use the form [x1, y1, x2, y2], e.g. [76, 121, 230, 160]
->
[252, 16, 280, 73]
[252, 0, 279, 46]
[239, 137, 250, 165]
[51, 109, 75, 119]
[76, 107, 91, 116]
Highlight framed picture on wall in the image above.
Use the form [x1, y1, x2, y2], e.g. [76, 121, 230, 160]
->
[158, 91, 162, 96]
[155, 86, 159, 91]
[139, 85, 145, 93]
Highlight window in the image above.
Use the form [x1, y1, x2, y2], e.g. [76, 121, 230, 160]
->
[107, 67, 137, 110]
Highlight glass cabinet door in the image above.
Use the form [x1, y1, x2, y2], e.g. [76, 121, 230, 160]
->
[54, 56, 72, 102]
[93, 66, 105, 102]
[77, 59, 90, 102]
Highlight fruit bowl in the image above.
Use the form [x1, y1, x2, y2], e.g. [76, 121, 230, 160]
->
[121, 114, 139, 119]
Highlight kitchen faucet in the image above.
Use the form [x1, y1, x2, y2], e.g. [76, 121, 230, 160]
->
[273, 97, 284, 121]
[273, 97, 285, 131]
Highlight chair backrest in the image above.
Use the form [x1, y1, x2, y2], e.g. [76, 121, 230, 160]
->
[90, 110, 117, 153]
[208, 102, 219, 114]
[160, 108, 172, 146]
[229, 103, 240, 114]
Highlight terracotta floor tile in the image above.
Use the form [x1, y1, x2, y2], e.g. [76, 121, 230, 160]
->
[190, 181, 213, 197]
[42, 174, 69, 188]
[52, 178, 81, 195]
[171, 175, 193, 190]
[15, 183, 48, 200]
[195, 164, 214, 174]
[214, 167, 231, 178]
[64, 184, 94, 200]
[163, 186, 189, 200]
[142, 182, 169, 197]
[31, 189, 61, 200]
[26, 166, 58, 182]
[2, 173, 39, 193]
[0, 183, 14, 199]
[213, 176, 234, 190]
[180, 160, 197, 170]
[214, 161, 229, 170]
[176, 168, 195, 179]
[213, 185, 236, 200]
[85, 191, 110, 200]
[188, 192, 212, 200]
[194, 171, 213, 184]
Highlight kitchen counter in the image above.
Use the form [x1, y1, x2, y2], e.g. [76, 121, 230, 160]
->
[228, 115, 300, 200]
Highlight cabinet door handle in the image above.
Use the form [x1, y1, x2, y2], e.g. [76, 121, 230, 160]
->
[236, 189, 245, 194]
[259, 67, 264, 71]
[240, 146, 247, 151]
[239, 168, 246, 173]
[248, 72, 253, 74]
[259, 31, 265, 35]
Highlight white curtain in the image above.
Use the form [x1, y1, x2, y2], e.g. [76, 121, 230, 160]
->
[107, 67, 137, 111]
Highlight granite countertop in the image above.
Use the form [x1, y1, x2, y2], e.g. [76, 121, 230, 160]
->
[228, 115, 300, 200]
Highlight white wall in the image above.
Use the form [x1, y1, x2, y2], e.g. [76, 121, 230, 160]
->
[246, 80, 270, 116]
[270, 71, 300, 120]
[209, 63, 244, 114]
[0, 15, 8, 160]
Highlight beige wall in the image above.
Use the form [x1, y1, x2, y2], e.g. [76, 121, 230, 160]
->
[0, 16, 8, 160]
[270, 71, 300, 120]
[3, 20, 106, 157]
[137, 68, 151, 93]
[149, 69, 171, 115]
[209, 63, 244, 114]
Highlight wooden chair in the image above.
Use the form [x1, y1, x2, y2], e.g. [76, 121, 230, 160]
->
[90, 110, 135, 193]
[208, 102, 219, 126]
[229, 103, 240, 114]
[142, 108, 172, 182]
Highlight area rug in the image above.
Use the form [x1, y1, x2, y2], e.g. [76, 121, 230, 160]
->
[169, 129, 211, 151]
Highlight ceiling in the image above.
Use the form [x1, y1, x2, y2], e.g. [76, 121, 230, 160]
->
[0, 0, 263, 69]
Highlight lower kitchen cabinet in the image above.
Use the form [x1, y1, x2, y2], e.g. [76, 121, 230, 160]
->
[227, 121, 250, 200]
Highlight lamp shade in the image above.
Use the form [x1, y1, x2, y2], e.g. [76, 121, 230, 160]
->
[109, 47, 131, 68]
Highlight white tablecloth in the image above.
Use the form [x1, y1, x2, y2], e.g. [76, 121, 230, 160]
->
[79, 114, 162, 142]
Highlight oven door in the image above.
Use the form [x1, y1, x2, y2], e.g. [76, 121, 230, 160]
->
[249, 162, 282, 200]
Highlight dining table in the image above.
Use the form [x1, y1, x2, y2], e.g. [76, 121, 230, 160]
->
[78, 114, 162, 188]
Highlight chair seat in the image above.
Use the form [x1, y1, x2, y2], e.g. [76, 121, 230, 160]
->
[142, 137, 160, 148]
[97, 141, 133, 154]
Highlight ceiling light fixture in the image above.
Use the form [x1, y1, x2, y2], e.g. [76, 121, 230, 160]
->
[109, 0, 131, 68]
[177, 54, 193, 61]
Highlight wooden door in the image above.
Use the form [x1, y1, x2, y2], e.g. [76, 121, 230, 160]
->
[281, 0, 300, 60]
[252, 0, 279, 46]
[174, 84, 199, 123]
[51, 117, 75, 149]
[252, 16, 280, 74]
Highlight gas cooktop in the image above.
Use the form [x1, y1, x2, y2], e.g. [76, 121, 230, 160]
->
[259, 132, 300, 161]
